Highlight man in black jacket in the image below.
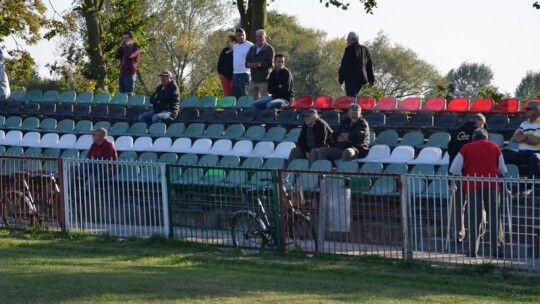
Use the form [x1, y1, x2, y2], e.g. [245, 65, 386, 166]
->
[313, 103, 370, 162]
[287, 109, 333, 164]
[338, 31, 375, 99]
[251, 54, 294, 113]
[245, 29, 274, 100]
[448, 113, 488, 166]
[138, 71, 180, 125]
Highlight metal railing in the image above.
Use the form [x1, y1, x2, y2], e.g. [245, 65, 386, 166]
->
[62, 158, 169, 237]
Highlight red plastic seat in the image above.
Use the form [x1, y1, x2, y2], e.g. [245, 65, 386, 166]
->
[446, 98, 469, 112]
[493, 98, 519, 113]
[423, 98, 446, 112]
[333, 96, 354, 110]
[312, 95, 333, 109]
[357, 96, 376, 110]
[469, 98, 494, 112]
[373, 97, 397, 111]
[283, 95, 313, 109]
[398, 97, 421, 111]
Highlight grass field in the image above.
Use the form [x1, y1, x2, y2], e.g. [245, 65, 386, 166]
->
[0, 229, 539, 304]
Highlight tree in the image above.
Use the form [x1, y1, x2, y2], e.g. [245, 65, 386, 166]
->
[515, 71, 540, 100]
[365, 33, 446, 98]
[446, 62, 494, 100]
[236, 0, 378, 40]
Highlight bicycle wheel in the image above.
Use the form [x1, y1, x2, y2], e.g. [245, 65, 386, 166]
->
[231, 211, 267, 250]
[292, 213, 317, 254]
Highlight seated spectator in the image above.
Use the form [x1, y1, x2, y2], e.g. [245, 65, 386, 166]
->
[287, 109, 333, 164]
[0, 61, 11, 100]
[139, 71, 180, 125]
[251, 54, 294, 113]
[85, 127, 118, 186]
[503, 100, 540, 195]
[312, 103, 369, 162]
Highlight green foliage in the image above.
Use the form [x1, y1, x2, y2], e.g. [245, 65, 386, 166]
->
[0, 0, 48, 44]
[193, 74, 223, 99]
[359, 85, 385, 100]
[477, 86, 508, 102]
[515, 71, 540, 101]
[446, 62, 494, 100]
[3, 50, 35, 83]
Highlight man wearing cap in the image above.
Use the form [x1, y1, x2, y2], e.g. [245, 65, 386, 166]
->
[503, 100, 540, 194]
[245, 29, 274, 100]
[313, 103, 370, 162]
[88, 127, 117, 161]
[139, 71, 180, 125]
[338, 31, 375, 99]
[115, 31, 141, 98]
[450, 128, 507, 258]
[448, 113, 488, 170]
[287, 109, 333, 164]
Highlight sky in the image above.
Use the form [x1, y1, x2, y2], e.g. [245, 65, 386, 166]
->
[4, 0, 540, 95]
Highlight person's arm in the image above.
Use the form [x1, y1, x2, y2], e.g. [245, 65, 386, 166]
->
[259, 45, 274, 70]
[449, 153, 464, 175]
[128, 44, 141, 58]
[338, 46, 353, 84]
[159, 83, 180, 106]
[298, 126, 308, 153]
[365, 48, 375, 85]
[115, 47, 123, 59]
[348, 120, 369, 144]
[523, 130, 540, 145]
[217, 49, 226, 74]
[267, 71, 278, 95]
[245, 46, 255, 68]
[511, 128, 526, 143]
[498, 154, 508, 176]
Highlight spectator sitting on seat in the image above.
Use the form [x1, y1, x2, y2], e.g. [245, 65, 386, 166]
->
[312, 103, 370, 162]
[287, 109, 333, 164]
[85, 127, 118, 183]
[503, 100, 540, 195]
[449, 128, 507, 258]
[0, 57, 11, 100]
[251, 54, 294, 113]
[139, 71, 180, 125]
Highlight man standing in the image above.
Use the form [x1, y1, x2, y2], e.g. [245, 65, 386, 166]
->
[450, 128, 507, 258]
[251, 54, 293, 113]
[448, 113, 488, 166]
[138, 71, 180, 125]
[232, 28, 254, 99]
[503, 100, 540, 194]
[0, 59, 10, 100]
[287, 109, 333, 164]
[245, 29, 274, 100]
[115, 31, 141, 98]
[338, 31, 375, 99]
[313, 103, 370, 162]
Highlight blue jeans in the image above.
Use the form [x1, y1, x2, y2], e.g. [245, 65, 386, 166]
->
[251, 98, 289, 114]
[139, 110, 173, 125]
[345, 79, 364, 100]
[232, 73, 250, 99]
[119, 74, 136, 94]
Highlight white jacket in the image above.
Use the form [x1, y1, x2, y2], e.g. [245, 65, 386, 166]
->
[0, 63, 11, 99]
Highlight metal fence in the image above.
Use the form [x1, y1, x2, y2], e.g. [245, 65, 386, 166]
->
[62, 158, 169, 237]
[0, 155, 63, 231]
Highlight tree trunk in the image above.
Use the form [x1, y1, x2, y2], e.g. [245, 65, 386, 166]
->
[249, 0, 267, 41]
[82, 0, 108, 91]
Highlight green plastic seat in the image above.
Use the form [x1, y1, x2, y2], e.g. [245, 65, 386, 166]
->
[25, 89, 43, 102]
[260, 126, 286, 141]
[373, 130, 399, 147]
[93, 92, 111, 104]
[165, 123, 186, 138]
[199, 123, 224, 139]
[174, 167, 204, 185]
[38, 118, 57, 132]
[127, 94, 146, 106]
[59, 91, 76, 103]
[503, 139, 519, 151]
[158, 153, 178, 164]
[489, 133, 504, 148]
[246, 171, 274, 190]
[217, 124, 244, 139]
[111, 93, 128, 104]
[138, 152, 158, 162]
[56, 119, 75, 134]
[384, 163, 408, 174]
[24, 147, 42, 156]
[200, 96, 217, 108]
[180, 95, 199, 108]
[241, 157, 263, 169]
[72, 120, 93, 134]
[218, 155, 240, 167]
[60, 149, 80, 159]
[234, 95, 253, 109]
[109, 122, 130, 136]
[177, 153, 198, 165]
[5, 146, 24, 155]
[181, 123, 205, 138]
[0, 115, 5, 128]
[148, 123, 167, 137]
[263, 158, 285, 170]
[221, 169, 248, 187]
[43, 148, 61, 158]
[42, 90, 59, 102]
[407, 178, 427, 196]
[128, 122, 148, 137]
[337, 161, 359, 172]
[436, 165, 449, 176]
[216, 96, 236, 108]
[410, 164, 435, 175]
[118, 151, 138, 161]
[420, 132, 450, 149]
[76, 91, 94, 103]
[423, 179, 449, 199]
[241, 125, 265, 140]
[0, 146, 5, 155]
[94, 121, 111, 132]
[310, 159, 333, 171]
[506, 164, 519, 179]
[359, 162, 384, 174]
[4, 116, 22, 129]
[19, 117, 40, 131]
[113, 166, 141, 182]
[281, 128, 301, 142]
[363, 176, 397, 195]
[8, 89, 26, 101]
[287, 159, 309, 170]
[350, 176, 372, 194]
[80, 150, 88, 159]
[398, 131, 425, 148]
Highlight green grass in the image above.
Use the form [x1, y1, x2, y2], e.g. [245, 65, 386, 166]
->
[0, 229, 539, 303]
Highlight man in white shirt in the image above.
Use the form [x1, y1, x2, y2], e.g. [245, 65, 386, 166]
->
[232, 28, 254, 99]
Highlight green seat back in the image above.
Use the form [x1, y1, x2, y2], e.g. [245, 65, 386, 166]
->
[216, 96, 236, 108]
[93, 92, 111, 104]
[148, 123, 167, 137]
[8, 89, 26, 101]
[128, 122, 148, 136]
[235, 95, 253, 108]
[42, 90, 59, 102]
[180, 95, 199, 108]
[76, 91, 94, 103]
[59, 91, 76, 103]
[165, 123, 186, 138]
[200, 96, 217, 108]
[111, 93, 128, 104]
[109, 122, 130, 136]
[128, 94, 146, 105]
[25, 89, 43, 102]
[399, 131, 424, 148]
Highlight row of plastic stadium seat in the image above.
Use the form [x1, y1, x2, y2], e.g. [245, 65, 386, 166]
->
[5, 89, 149, 105]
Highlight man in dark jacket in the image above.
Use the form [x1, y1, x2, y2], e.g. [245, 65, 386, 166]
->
[138, 71, 180, 125]
[287, 109, 333, 164]
[115, 31, 141, 98]
[448, 113, 488, 168]
[338, 31, 375, 99]
[245, 29, 274, 100]
[313, 103, 370, 162]
[251, 54, 294, 113]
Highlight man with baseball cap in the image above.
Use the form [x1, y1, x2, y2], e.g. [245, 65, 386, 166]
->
[139, 71, 180, 125]
[448, 113, 488, 167]
[287, 109, 333, 164]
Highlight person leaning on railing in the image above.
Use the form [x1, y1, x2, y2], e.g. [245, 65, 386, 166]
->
[449, 128, 508, 258]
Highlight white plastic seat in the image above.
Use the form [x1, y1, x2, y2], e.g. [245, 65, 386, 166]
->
[379, 145, 415, 163]
[207, 139, 232, 155]
[150, 137, 172, 152]
[267, 141, 296, 159]
[37, 133, 59, 148]
[225, 140, 253, 157]
[246, 141, 275, 157]
[170, 138, 192, 153]
[57, 134, 78, 149]
[74, 135, 93, 150]
[132, 136, 153, 151]
[357, 144, 391, 163]
[433, 151, 450, 165]
[2, 130, 23, 146]
[187, 138, 212, 154]
[20, 132, 41, 147]
[114, 136, 134, 151]
[408, 147, 442, 165]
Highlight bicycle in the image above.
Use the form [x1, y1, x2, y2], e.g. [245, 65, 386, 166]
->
[230, 177, 317, 253]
